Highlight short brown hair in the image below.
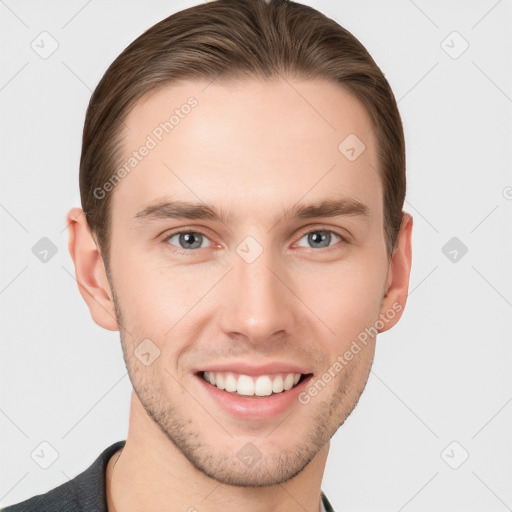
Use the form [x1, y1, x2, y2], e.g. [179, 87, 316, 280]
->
[79, 0, 405, 270]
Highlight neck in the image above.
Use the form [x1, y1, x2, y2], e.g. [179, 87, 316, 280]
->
[106, 391, 329, 512]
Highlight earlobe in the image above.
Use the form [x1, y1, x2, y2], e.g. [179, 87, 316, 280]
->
[66, 207, 119, 331]
[378, 212, 413, 333]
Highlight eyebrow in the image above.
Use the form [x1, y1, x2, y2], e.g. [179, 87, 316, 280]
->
[133, 197, 370, 226]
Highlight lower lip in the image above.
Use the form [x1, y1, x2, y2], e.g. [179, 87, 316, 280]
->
[195, 373, 313, 421]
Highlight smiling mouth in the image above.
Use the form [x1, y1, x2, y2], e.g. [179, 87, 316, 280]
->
[198, 371, 313, 398]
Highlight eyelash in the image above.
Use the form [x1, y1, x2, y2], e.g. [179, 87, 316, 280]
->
[162, 226, 349, 256]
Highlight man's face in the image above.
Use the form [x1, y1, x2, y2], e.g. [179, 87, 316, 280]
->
[104, 77, 394, 486]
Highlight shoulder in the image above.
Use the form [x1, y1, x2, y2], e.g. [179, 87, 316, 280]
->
[1, 441, 126, 512]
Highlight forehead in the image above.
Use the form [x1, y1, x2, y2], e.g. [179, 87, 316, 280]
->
[111, 77, 381, 226]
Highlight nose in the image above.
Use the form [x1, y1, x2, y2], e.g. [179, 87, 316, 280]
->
[217, 240, 298, 346]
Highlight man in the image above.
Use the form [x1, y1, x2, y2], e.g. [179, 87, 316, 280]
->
[2, 0, 412, 510]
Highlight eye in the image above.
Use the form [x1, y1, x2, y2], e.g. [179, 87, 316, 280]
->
[162, 227, 348, 256]
[164, 230, 212, 254]
[295, 228, 345, 250]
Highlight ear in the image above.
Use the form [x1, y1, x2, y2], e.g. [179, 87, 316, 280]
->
[66, 207, 119, 331]
[378, 211, 413, 333]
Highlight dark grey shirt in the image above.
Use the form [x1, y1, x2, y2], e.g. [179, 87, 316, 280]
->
[1, 441, 335, 511]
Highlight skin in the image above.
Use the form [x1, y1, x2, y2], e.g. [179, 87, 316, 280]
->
[67, 77, 413, 512]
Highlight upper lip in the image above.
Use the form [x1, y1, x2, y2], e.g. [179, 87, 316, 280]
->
[194, 361, 312, 376]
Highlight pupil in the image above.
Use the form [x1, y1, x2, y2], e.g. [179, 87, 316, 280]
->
[309, 231, 329, 248]
[182, 233, 201, 248]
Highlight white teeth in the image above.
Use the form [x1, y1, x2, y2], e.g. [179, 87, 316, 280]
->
[237, 375, 254, 396]
[283, 374, 295, 391]
[203, 371, 304, 396]
[224, 373, 237, 392]
[272, 375, 284, 393]
[254, 375, 273, 396]
[215, 373, 225, 390]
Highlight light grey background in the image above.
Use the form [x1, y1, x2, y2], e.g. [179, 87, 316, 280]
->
[1, 1, 511, 511]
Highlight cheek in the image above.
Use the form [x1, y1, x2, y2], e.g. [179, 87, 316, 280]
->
[112, 249, 218, 343]
[296, 256, 386, 340]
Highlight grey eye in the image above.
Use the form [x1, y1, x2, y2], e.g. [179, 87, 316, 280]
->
[167, 232, 208, 250]
[296, 230, 341, 249]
